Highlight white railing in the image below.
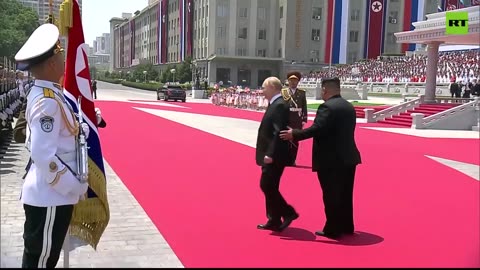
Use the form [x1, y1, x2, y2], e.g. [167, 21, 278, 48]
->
[299, 82, 452, 97]
[411, 97, 480, 130]
[364, 95, 425, 123]
[434, 97, 476, 104]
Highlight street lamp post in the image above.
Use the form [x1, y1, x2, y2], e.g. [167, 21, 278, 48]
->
[170, 69, 176, 83]
[143, 70, 147, 83]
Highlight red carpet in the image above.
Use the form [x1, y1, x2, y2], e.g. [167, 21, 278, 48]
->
[96, 100, 479, 268]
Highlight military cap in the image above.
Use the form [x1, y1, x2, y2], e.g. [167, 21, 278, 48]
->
[15, 24, 63, 71]
[287, 71, 302, 81]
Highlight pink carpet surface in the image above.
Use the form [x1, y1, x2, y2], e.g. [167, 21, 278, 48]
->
[96, 100, 480, 268]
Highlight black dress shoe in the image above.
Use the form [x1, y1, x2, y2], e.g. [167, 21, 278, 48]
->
[278, 212, 299, 231]
[257, 221, 281, 231]
[315, 231, 342, 240]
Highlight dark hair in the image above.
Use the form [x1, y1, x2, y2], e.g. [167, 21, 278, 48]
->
[321, 77, 341, 90]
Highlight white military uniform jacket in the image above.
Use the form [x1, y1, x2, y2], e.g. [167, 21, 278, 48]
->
[22, 79, 88, 207]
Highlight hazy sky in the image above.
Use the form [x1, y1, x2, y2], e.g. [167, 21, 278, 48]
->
[82, 0, 148, 46]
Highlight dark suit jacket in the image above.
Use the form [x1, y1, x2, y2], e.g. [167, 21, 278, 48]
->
[256, 96, 291, 166]
[292, 95, 361, 171]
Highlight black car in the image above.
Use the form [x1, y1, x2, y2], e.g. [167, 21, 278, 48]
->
[157, 85, 186, 102]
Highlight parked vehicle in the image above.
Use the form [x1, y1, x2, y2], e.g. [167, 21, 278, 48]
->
[156, 85, 186, 102]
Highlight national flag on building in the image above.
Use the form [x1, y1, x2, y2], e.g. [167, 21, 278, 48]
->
[364, 0, 388, 59]
[58, 0, 110, 249]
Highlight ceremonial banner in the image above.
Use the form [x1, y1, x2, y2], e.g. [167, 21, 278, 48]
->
[59, 0, 110, 249]
[186, 0, 194, 58]
[364, 0, 387, 59]
[161, 0, 168, 63]
[157, 2, 162, 64]
[129, 18, 135, 65]
[324, 0, 335, 64]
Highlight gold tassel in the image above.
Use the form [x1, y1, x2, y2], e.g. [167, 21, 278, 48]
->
[58, 0, 73, 37]
[69, 158, 110, 250]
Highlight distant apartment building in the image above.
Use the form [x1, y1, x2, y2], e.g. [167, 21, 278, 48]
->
[17, 0, 82, 25]
[94, 33, 111, 54]
[110, 0, 445, 87]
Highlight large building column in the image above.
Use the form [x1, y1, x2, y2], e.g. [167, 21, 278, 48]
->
[424, 41, 441, 103]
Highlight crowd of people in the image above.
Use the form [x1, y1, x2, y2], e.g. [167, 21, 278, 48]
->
[302, 49, 479, 84]
[0, 64, 30, 150]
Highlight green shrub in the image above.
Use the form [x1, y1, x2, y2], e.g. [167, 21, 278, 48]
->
[98, 78, 122, 84]
[121, 81, 162, 91]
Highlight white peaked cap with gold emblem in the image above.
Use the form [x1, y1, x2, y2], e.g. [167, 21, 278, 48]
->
[15, 24, 62, 71]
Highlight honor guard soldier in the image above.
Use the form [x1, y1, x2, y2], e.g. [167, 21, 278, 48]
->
[281, 71, 307, 166]
[15, 24, 90, 268]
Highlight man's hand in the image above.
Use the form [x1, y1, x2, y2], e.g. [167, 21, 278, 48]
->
[279, 126, 294, 141]
[264, 156, 273, 164]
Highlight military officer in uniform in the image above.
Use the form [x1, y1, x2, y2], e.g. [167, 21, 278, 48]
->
[281, 71, 308, 166]
[15, 23, 90, 268]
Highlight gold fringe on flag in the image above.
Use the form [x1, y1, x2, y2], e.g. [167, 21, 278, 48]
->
[57, 0, 111, 250]
[70, 159, 110, 250]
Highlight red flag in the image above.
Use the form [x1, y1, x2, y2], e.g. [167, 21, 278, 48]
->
[365, 0, 387, 59]
[61, 0, 110, 249]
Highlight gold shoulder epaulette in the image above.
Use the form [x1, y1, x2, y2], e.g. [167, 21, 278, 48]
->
[281, 88, 291, 100]
[42, 88, 55, 98]
[297, 88, 305, 91]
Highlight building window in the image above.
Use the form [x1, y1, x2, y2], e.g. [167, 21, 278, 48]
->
[279, 28, 283, 40]
[348, 52, 357, 63]
[312, 7, 322, 20]
[217, 3, 228, 17]
[239, 7, 248, 18]
[389, 11, 399, 24]
[387, 32, 396, 43]
[349, 31, 359, 42]
[278, 48, 282, 57]
[311, 29, 321, 41]
[217, 26, 226, 38]
[280, 6, 284, 18]
[256, 49, 266, 57]
[351, 10, 360, 21]
[258, 7, 266, 20]
[238, 27, 248, 39]
[237, 48, 247, 56]
[217, 48, 227, 55]
[258, 29, 267, 40]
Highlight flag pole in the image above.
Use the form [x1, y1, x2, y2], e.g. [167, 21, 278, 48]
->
[329, 0, 335, 77]
[47, 0, 71, 266]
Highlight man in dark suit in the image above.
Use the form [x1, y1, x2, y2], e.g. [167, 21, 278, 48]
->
[256, 77, 299, 232]
[280, 77, 362, 239]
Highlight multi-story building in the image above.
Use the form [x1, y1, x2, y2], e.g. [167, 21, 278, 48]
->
[17, 0, 83, 25]
[110, 0, 462, 87]
[94, 33, 111, 54]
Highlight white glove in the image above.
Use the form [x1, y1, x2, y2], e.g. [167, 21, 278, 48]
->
[81, 122, 90, 138]
[95, 108, 102, 125]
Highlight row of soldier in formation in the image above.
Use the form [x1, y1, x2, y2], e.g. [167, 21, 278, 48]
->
[214, 71, 310, 166]
[0, 66, 31, 154]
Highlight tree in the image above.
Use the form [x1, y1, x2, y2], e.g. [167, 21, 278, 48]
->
[176, 57, 192, 83]
[0, 0, 39, 59]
